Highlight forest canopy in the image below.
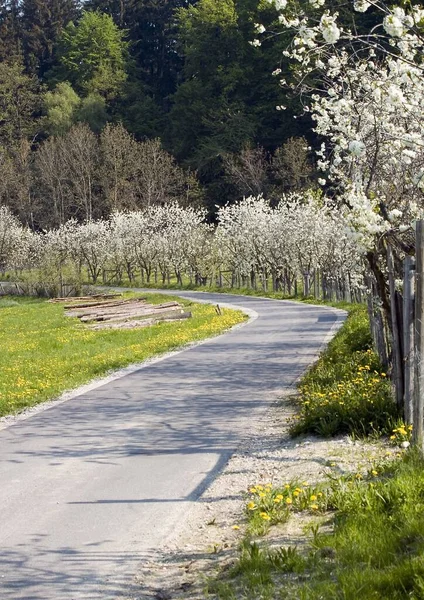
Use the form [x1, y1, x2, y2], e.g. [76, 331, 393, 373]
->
[0, 0, 315, 227]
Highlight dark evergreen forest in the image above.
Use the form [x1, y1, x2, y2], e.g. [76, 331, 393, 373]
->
[0, 0, 317, 228]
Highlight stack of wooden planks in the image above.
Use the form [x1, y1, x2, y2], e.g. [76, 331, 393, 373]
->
[50, 294, 192, 330]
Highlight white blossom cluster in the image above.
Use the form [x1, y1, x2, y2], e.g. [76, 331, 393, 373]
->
[0, 206, 33, 273]
[264, 0, 424, 246]
[308, 54, 424, 245]
[1, 195, 363, 295]
[216, 194, 362, 292]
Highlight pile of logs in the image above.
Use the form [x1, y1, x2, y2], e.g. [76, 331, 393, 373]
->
[50, 294, 192, 330]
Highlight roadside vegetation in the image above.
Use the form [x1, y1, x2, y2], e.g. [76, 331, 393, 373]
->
[291, 305, 398, 438]
[208, 451, 424, 600]
[205, 302, 422, 600]
[0, 293, 246, 418]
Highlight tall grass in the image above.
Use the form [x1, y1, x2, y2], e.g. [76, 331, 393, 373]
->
[291, 305, 399, 438]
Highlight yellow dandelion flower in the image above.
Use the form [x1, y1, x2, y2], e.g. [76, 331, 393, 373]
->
[371, 470, 378, 476]
[310, 495, 317, 501]
[286, 498, 293, 505]
[260, 512, 271, 521]
[310, 504, 319, 510]
[247, 502, 257, 510]
[232, 525, 240, 530]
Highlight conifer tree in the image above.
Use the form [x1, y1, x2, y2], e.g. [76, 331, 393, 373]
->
[0, 0, 22, 62]
[21, 0, 79, 76]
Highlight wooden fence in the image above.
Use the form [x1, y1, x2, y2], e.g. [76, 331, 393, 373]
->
[367, 221, 424, 453]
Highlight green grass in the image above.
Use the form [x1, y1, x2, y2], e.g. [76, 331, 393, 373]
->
[0, 293, 246, 417]
[209, 451, 424, 600]
[291, 304, 399, 438]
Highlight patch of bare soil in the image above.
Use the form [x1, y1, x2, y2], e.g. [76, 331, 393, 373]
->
[125, 393, 399, 600]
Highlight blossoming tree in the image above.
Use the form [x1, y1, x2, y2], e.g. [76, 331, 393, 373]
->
[253, 0, 424, 415]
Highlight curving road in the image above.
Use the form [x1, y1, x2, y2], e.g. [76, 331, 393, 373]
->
[0, 292, 345, 600]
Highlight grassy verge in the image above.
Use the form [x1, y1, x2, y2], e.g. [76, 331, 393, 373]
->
[0, 293, 246, 417]
[291, 304, 399, 438]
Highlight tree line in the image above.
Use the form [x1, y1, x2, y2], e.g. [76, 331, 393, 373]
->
[1, 122, 203, 228]
[0, 195, 362, 300]
[0, 0, 321, 225]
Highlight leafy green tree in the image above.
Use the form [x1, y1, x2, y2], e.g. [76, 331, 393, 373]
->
[169, 0, 306, 208]
[56, 10, 128, 99]
[21, 0, 80, 76]
[76, 93, 108, 133]
[44, 81, 80, 135]
[85, 0, 127, 26]
[115, 80, 166, 139]
[170, 0, 249, 162]
[86, 0, 198, 103]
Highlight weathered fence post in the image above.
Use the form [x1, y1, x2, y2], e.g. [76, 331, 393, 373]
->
[387, 244, 404, 408]
[414, 221, 424, 453]
[403, 256, 415, 424]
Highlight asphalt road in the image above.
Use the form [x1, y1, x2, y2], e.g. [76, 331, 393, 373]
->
[0, 292, 345, 600]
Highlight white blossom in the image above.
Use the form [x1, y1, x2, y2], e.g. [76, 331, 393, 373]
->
[354, 0, 371, 12]
[348, 140, 366, 156]
[319, 14, 341, 43]
[388, 209, 403, 221]
[383, 14, 405, 37]
[387, 84, 405, 105]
